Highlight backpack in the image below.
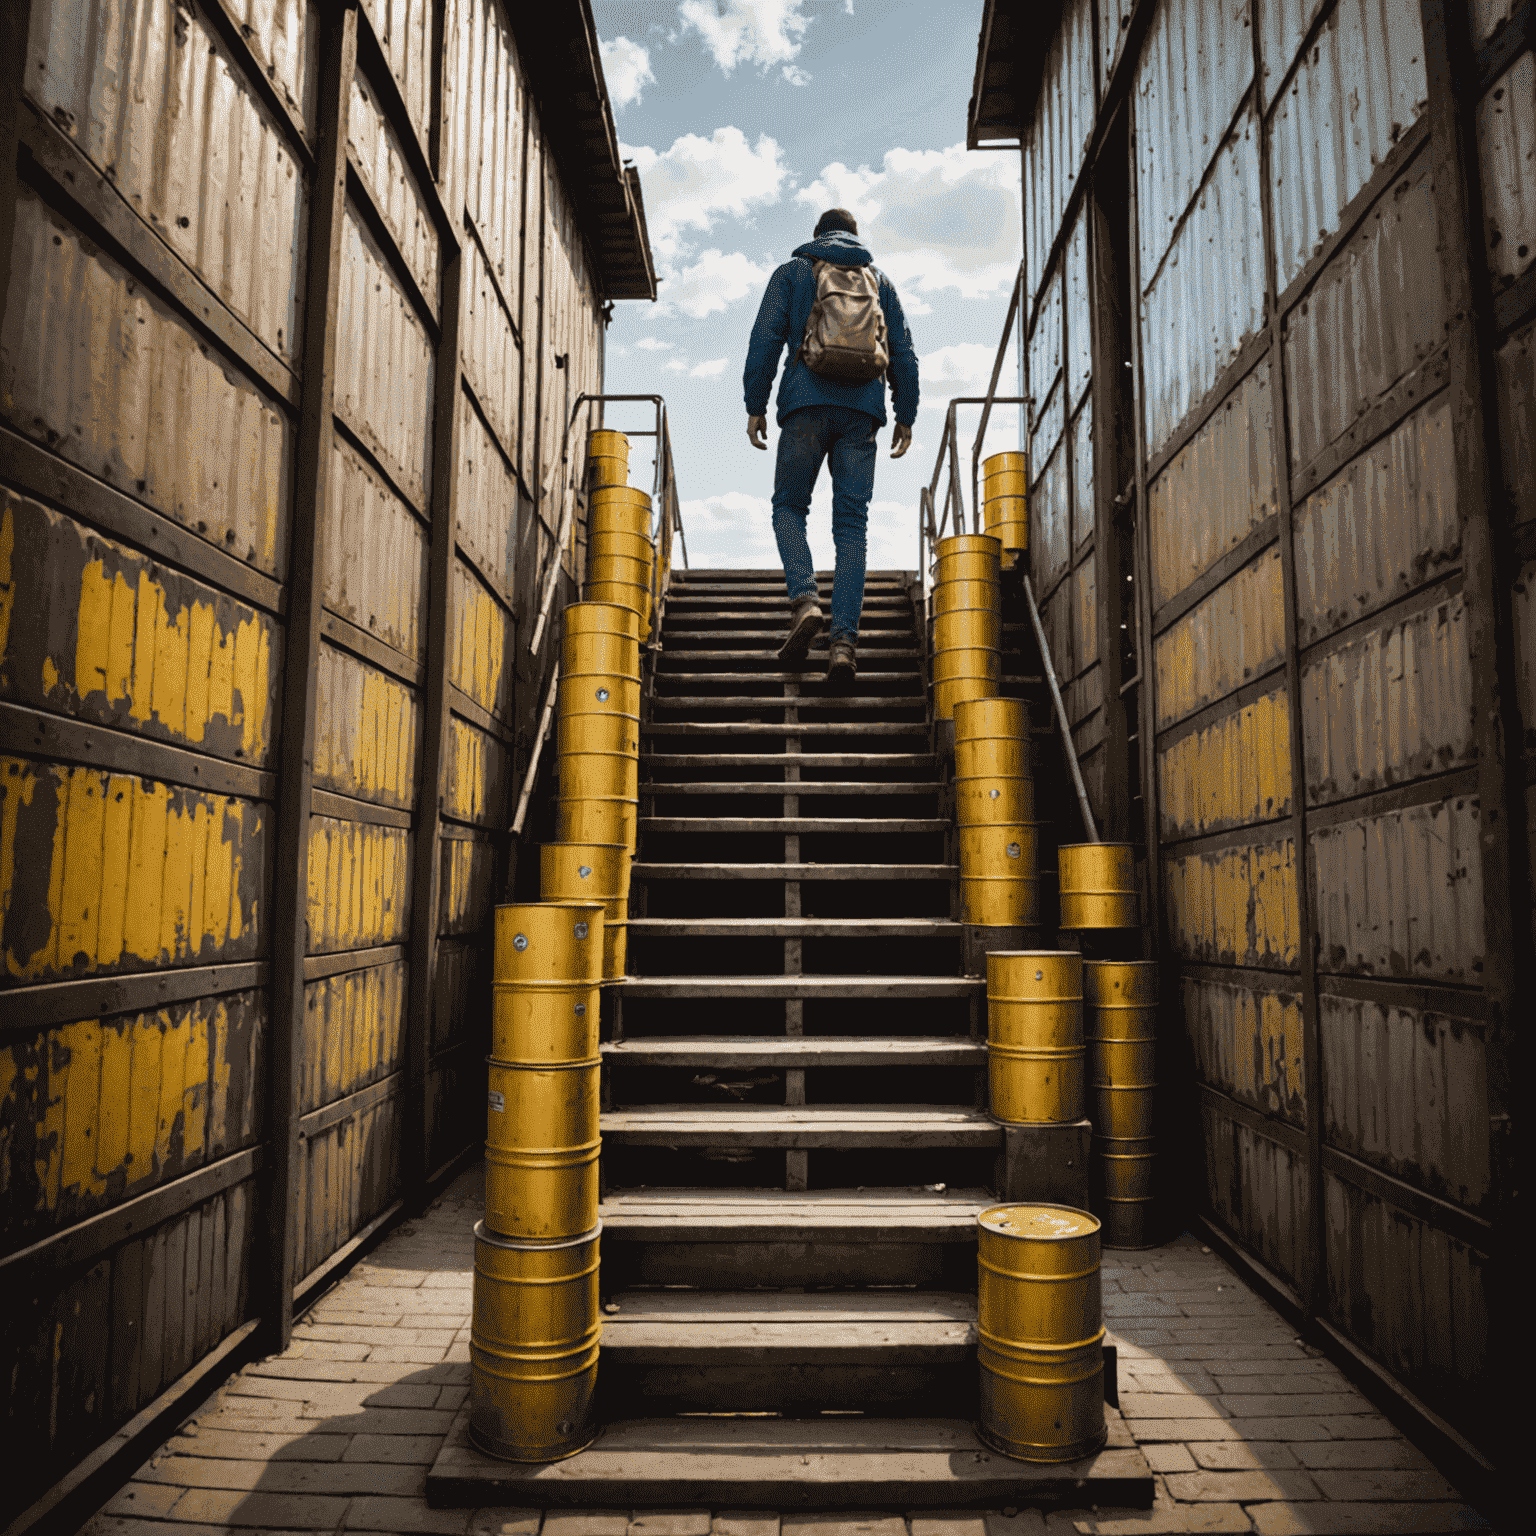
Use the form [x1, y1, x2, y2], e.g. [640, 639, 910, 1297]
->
[798, 260, 890, 383]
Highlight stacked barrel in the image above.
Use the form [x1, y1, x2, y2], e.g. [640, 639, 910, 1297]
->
[976, 1202, 1107, 1462]
[986, 951, 1085, 1127]
[980, 450, 1028, 567]
[1057, 843, 1139, 931]
[471, 901, 605, 1461]
[555, 601, 642, 880]
[930, 533, 1002, 722]
[954, 697, 1039, 930]
[1086, 961, 1158, 1249]
[585, 430, 654, 633]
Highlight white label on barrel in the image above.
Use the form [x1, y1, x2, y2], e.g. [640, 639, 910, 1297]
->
[487, 1090, 505, 1113]
[578, 865, 592, 879]
[513, 933, 529, 951]
[595, 687, 609, 702]
[574, 922, 589, 939]
[1007, 842, 1021, 859]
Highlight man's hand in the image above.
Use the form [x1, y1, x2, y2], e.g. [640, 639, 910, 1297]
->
[891, 423, 912, 459]
[747, 414, 768, 450]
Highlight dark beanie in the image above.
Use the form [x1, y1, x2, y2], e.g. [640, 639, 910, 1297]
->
[814, 207, 858, 237]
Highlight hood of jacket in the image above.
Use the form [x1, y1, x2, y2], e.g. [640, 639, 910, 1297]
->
[791, 230, 873, 267]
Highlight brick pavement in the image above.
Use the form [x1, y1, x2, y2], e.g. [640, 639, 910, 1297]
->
[85, 1169, 1490, 1536]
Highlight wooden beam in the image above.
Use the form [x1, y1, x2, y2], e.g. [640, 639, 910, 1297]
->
[264, 0, 359, 1357]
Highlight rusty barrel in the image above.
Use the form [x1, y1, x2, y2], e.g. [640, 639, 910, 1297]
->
[976, 1203, 1106, 1463]
[469, 1220, 601, 1462]
[542, 841, 630, 982]
[959, 822, 1041, 927]
[986, 951, 1084, 1124]
[1058, 842, 1139, 929]
[483, 1056, 600, 1242]
[1085, 961, 1157, 1140]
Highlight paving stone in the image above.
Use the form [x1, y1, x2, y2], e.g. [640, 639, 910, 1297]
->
[1215, 1395, 1366, 1419]
[1121, 1418, 1242, 1442]
[1044, 1501, 1253, 1532]
[1162, 1469, 1321, 1501]
[1211, 1373, 1350, 1395]
[466, 1509, 541, 1535]
[295, 1407, 458, 1436]
[982, 1515, 1048, 1535]
[164, 1429, 349, 1462]
[541, 1513, 629, 1536]
[1189, 1442, 1299, 1470]
[100, 1482, 188, 1519]
[910, 1515, 989, 1536]
[138, 1455, 423, 1496]
[1308, 1468, 1460, 1501]
[1291, 1439, 1434, 1470]
[290, 1339, 375, 1361]
[1120, 1392, 1230, 1418]
[167, 1489, 351, 1526]
[782, 1518, 908, 1536]
[1246, 1503, 1490, 1535]
[368, 1345, 454, 1364]
[87, 1520, 228, 1536]
[628, 1514, 712, 1535]
[1313, 1415, 1398, 1439]
[1140, 1444, 1197, 1473]
[345, 1496, 474, 1532]
[712, 1516, 782, 1536]
[343, 1434, 446, 1464]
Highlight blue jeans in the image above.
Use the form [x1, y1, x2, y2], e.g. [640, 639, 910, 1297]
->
[771, 405, 878, 642]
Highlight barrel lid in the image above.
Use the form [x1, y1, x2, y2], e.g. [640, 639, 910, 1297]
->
[979, 1203, 1100, 1239]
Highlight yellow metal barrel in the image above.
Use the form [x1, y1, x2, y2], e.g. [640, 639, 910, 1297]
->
[934, 532, 1003, 579]
[1058, 842, 1139, 929]
[983, 493, 1029, 527]
[483, 1058, 600, 1241]
[961, 875, 1040, 927]
[931, 642, 1002, 684]
[987, 950, 1084, 1124]
[587, 579, 651, 627]
[1085, 960, 1157, 1139]
[976, 1203, 1106, 1463]
[469, 1220, 601, 1462]
[562, 601, 642, 643]
[493, 901, 604, 985]
[541, 841, 631, 981]
[590, 503, 651, 539]
[933, 606, 1003, 652]
[558, 795, 638, 852]
[558, 671, 642, 723]
[589, 484, 650, 511]
[558, 749, 639, 801]
[982, 468, 1028, 500]
[954, 775, 1036, 826]
[491, 980, 601, 1066]
[960, 821, 1039, 878]
[561, 625, 641, 680]
[587, 429, 628, 489]
[557, 711, 639, 759]
[934, 677, 999, 722]
[954, 695, 1029, 741]
[587, 529, 652, 564]
[586, 551, 651, 590]
[932, 577, 1000, 615]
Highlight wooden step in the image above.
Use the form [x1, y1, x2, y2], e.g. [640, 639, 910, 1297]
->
[662, 611, 909, 625]
[654, 671, 921, 684]
[664, 629, 914, 643]
[658, 649, 921, 662]
[626, 917, 962, 937]
[638, 816, 948, 833]
[600, 1104, 1000, 1148]
[427, 1409, 1154, 1509]
[651, 695, 927, 710]
[641, 753, 936, 769]
[667, 596, 909, 610]
[602, 1035, 985, 1067]
[641, 781, 944, 796]
[599, 1185, 992, 1242]
[632, 861, 955, 881]
[642, 721, 927, 736]
[617, 975, 981, 1000]
[601, 1288, 976, 1366]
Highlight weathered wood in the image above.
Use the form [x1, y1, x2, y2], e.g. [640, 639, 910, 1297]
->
[618, 976, 981, 1000]
[994, 1119, 1092, 1210]
[600, 1104, 1002, 1148]
[642, 753, 936, 769]
[639, 817, 948, 834]
[632, 862, 957, 881]
[425, 1409, 1153, 1509]
[654, 695, 928, 710]
[642, 781, 944, 796]
[602, 1036, 985, 1066]
[656, 671, 922, 684]
[625, 916, 961, 937]
[658, 649, 921, 662]
[643, 721, 927, 736]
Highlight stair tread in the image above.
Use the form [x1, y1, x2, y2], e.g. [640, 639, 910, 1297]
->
[618, 974, 982, 997]
[601, 1104, 1002, 1148]
[601, 1185, 992, 1219]
[603, 1035, 984, 1064]
[642, 753, 936, 767]
[643, 721, 927, 735]
[642, 781, 942, 794]
[654, 671, 921, 683]
[665, 630, 912, 642]
[660, 650, 920, 660]
[639, 817, 948, 833]
[652, 696, 927, 709]
[633, 861, 956, 880]
[626, 917, 961, 935]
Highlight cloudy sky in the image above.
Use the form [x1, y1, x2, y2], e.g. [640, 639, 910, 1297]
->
[592, 0, 1025, 574]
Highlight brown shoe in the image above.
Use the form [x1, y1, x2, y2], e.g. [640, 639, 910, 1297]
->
[826, 638, 857, 690]
[776, 596, 824, 663]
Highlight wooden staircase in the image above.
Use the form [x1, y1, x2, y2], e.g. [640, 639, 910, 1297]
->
[428, 569, 1153, 1509]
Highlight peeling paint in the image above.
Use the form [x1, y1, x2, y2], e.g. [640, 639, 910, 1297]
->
[1163, 833, 1300, 968]
[300, 961, 405, 1115]
[1158, 687, 1292, 838]
[305, 816, 411, 954]
[1184, 973, 1306, 1124]
[450, 559, 512, 720]
[312, 644, 420, 809]
[443, 715, 509, 827]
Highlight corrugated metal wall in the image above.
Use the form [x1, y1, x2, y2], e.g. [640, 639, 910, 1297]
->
[0, 0, 617, 1518]
[1017, 0, 1529, 1461]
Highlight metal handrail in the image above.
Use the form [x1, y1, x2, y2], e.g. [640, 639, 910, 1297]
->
[917, 262, 1098, 843]
[511, 392, 688, 836]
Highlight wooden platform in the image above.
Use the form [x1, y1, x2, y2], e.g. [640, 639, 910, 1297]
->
[425, 1407, 1154, 1509]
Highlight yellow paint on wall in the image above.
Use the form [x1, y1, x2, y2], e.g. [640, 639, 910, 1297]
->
[313, 645, 419, 806]
[0, 760, 260, 981]
[1164, 836, 1299, 968]
[452, 573, 507, 716]
[1159, 689, 1292, 838]
[306, 816, 412, 952]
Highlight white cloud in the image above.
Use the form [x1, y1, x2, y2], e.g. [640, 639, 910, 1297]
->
[914, 342, 1025, 459]
[691, 357, 729, 378]
[656, 248, 772, 320]
[782, 64, 811, 86]
[679, 490, 781, 567]
[663, 357, 690, 372]
[796, 144, 1021, 302]
[635, 336, 674, 352]
[624, 127, 788, 265]
[600, 35, 655, 109]
[678, 0, 813, 76]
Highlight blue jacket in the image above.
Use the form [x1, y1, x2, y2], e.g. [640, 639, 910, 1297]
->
[742, 231, 919, 428]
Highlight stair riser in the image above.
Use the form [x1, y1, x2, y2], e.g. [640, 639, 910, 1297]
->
[612, 997, 977, 1039]
[603, 1238, 978, 1292]
[601, 1363, 974, 1418]
[602, 1145, 998, 1193]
